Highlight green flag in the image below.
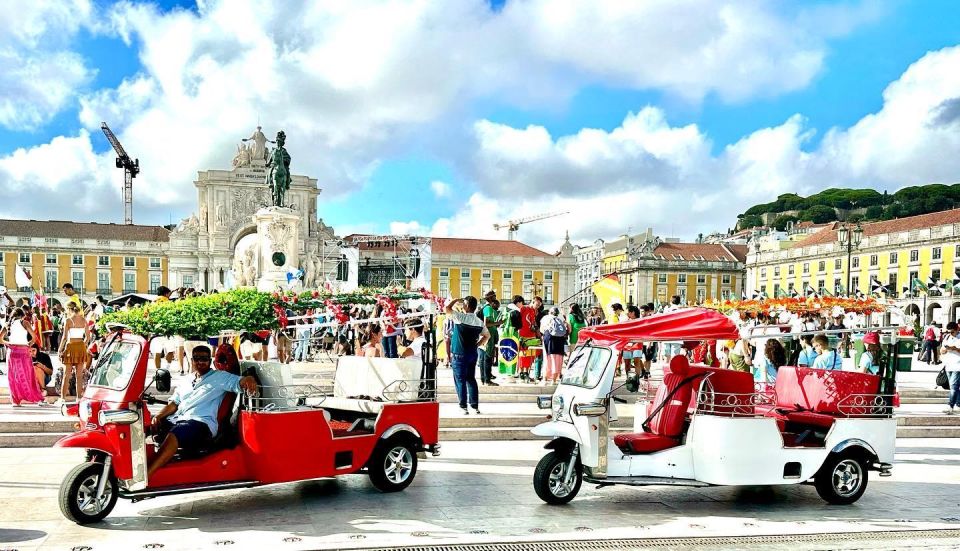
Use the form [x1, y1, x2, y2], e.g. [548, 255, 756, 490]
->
[912, 278, 928, 293]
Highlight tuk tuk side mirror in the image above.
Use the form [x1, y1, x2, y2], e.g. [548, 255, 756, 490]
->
[625, 375, 640, 393]
[154, 368, 171, 393]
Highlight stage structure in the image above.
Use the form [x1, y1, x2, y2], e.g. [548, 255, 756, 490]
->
[341, 235, 432, 290]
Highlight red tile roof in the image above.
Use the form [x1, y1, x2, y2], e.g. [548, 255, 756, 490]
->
[653, 242, 744, 263]
[792, 208, 960, 248]
[0, 219, 170, 242]
[343, 235, 553, 257]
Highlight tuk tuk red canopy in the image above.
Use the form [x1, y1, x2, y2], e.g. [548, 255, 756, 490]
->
[577, 307, 741, 348]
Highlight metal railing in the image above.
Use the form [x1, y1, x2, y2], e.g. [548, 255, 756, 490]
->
[242, 384, 328, 412]
[380, 378, 438, 403]
[837, 393, 896, 418]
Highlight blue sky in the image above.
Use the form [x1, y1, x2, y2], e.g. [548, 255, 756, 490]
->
[1, 1, 959, 249]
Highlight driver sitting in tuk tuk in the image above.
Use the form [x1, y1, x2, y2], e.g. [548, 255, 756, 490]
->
[146, 345, 257, 476]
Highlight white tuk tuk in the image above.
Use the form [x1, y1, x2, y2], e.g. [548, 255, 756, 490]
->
[532, 308, 897, 505]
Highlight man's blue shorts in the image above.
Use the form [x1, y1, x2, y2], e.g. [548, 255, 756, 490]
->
[160, 419, 213, 450]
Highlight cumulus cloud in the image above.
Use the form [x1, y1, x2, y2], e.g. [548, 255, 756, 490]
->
[1, 0, 857, 224]
[429, 181, 451, 198]
[0, 0, 94, 130]
[419, 45, 960, 252]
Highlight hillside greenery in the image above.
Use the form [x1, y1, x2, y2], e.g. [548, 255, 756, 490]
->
[737, 184, 960, 229]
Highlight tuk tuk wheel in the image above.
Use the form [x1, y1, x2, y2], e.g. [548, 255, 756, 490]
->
[815, 452, 869, 505]
[59, 462, 118, 524]
[533, 451, 582, 505]
[368, 437, 418, 492]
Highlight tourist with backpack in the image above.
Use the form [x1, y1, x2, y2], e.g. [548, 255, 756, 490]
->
[921, 323, 941, 364]
[540, 307, 569, 385]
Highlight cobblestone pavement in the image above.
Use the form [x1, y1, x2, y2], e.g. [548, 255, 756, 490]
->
[1, 439, 960, 550]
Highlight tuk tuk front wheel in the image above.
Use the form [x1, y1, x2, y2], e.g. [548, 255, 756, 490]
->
[368, 437, 418, 492]
[59, 462, 118, 524]
[533, 451, 582, 505]
[815, 452, 868, 505]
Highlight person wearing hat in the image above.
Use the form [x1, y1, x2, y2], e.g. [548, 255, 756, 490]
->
[858, 332, 881, 375]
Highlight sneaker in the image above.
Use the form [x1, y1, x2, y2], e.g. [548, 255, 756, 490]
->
[487, 381, 499, 386]
[945, 408, 955, 415]
[36, 400, 50, 407]
[461, 407, 470, 415]
[11, 402, 21, 408]
[472, 408, 481, 415]
[53, 399, 64, 407]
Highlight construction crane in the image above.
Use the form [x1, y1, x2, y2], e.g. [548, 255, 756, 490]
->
[100, 122, 140, 225]
[493, 211, 568, 240]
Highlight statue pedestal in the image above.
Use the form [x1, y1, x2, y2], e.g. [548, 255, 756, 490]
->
[253, 207, 301, 292]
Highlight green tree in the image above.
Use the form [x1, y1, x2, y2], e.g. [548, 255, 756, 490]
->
[798, 205, 837, 224]
[864, 205, 884, 220]
[738, 214, 764, 229]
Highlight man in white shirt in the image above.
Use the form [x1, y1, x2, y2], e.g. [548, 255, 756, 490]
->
[940, 322, 960, 414]
[401, 318, 427, 359]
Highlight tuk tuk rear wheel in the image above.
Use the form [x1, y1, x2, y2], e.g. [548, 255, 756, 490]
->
[59, 462, 118, 524]
[534, 451, 582, 505]
[815, 452, 868, 505]
[368, 437, 418, 492]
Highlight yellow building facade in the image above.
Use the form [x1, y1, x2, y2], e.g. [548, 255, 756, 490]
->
[746, 209, 960, 298]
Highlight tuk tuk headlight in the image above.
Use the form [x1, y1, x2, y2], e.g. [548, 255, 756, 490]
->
[552, 395, 565, 421]
[98, 409, 140, 426]
[537, 395, 552, 410]
[573, 401, 607, 417]
[80, 402, 93, 424]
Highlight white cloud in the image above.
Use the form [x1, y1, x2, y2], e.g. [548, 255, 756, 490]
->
[1, 0, 861, 223]
[0, 0, 94, 130]
[429, 181, 451, 198]
[455, 45, 960, 252]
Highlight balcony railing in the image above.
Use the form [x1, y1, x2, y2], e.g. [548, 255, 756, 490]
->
[122, 288, 137, 294]
[96, 288, 113, 296]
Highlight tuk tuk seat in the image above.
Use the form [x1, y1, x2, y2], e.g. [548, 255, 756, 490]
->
[614, 355, 697, 454]
[173, 363, 240, 460]
[684, 364, 755, 415]
[765, 366, 881, 432]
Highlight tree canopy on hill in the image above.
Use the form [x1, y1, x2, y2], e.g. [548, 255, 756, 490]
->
[737, 183, 960, 228]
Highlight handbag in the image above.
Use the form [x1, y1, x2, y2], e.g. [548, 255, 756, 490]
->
[936, 367, 950, 390]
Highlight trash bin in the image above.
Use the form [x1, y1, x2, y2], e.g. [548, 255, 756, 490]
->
[895, 337, 913, 372]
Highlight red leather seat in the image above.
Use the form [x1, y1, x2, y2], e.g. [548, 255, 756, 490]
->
[764, 367, 882, 435]
[614, 355, 697, 454]
[783, 410, 835, 430]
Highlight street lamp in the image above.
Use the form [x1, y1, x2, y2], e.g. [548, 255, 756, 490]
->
[837, 222, 863, 297]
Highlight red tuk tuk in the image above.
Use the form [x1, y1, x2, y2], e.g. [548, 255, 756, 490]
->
[56, 321, 440, 524]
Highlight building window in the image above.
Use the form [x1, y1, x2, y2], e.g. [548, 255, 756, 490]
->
[722, 274, 731, 284]
[481, 283, 492, 295]
[439, 281, 449, 297]
[932, 268, 941, 283]
[722, 289, 731, 300]
[852, 256, 860, 269]
[460, 282, 471, 297]
[835, 258, 841, 270]
[933, 247, 942, 260]
[956, 245, 960, 259]
[481, 268, 491, 279]
[182, 274, 194, 287]
[45, 270, 57, 291]
[818, 261, 825, 273]
[45, 254, 57, 265]
[149, 273, 161, 293]
[658, 273, 667, 284]
[851, 275, 859, 292]
[774, 283, 781, 297]
[459, 268, 469, 279]
[150, 257, 161, 269]
[869, 254, 878, 267]
[889, 252, 898, 264]
[888, 273, 898, 298]
[788, 283, 795, 294]
[760, 268, 766, 278]
[439, 268, 449, 278]
[19, 252, 31, 264]
[544, 272, 553, 281]
[545, 283, 554, 303]
[124, 256, 136, 268]
[788, 265, 794, 275]
[678, 288, 687, 302]
[817, 280, 825, 294]
[677, 274, 687, 284]
[72, 271, 84, 292]
[123, 273, 136, 292]
[834, 278, 841, 294]
[72, 254, 83, 266]
[910, 249, 919, 262]
[97, 272, 110, 293]
[97, 255, 109, 267]
[802, 263, 809, 274]
[502, 270, 512, 280]
[694, 274, 705, 284]
[657, 288, 666, 300]
[523, 270, 533, 280]
[502, 282, 512, 298]
[0, 270, 4, 286]
[774, 266, 780, 277]
[696, 288, 706, 303]
[909, 270, 919, 294]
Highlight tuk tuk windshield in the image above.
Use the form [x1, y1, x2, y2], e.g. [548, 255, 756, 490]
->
[561, 346, 612, 389]
[88, 340, 141, 391]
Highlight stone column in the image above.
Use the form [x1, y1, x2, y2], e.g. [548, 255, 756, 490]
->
[253, 206, 302, 292]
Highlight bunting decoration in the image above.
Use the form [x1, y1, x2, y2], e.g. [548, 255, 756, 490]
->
[703, 296, 884, 318]
[870, 277, 888, 296]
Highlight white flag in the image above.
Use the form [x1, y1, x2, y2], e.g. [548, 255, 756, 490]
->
[15, 265, 32, 289]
